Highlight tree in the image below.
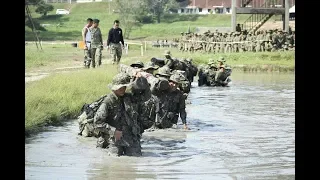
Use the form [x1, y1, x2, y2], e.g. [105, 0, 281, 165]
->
[114, 0, 147, 38]
[147, 0, 178, 23]
[26, 0, 54, 16]
[35, 2, 54, 16]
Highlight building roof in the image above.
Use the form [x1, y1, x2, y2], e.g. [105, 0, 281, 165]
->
[179, 0, 295, 9]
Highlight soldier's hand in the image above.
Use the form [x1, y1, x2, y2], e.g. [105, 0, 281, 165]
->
[114, 130, 122, 141]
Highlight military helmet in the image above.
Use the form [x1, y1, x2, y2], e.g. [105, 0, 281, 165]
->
[108, 73, 131, 91]
[217, 57, 225, 62]
[169, 74, 181, 84]
[130, 61, 144, 68]
[208, 58, 215, 65]
[164, 50, 171, 56]
[186, 58, 193, 62]
[156, 66, 172, 77]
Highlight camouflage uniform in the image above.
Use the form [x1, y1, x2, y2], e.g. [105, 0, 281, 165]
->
[154, 74, 187, 129]
[94, 73, 142, 156]
[89, 19, 103, 68]
[213, 65, 232, 87]
[167, 74, 187, 126]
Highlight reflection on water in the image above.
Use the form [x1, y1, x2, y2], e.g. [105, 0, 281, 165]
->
[25, 72, 295, 180]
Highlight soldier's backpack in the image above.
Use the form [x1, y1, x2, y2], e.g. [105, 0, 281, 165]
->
[78, 95, 107, 136]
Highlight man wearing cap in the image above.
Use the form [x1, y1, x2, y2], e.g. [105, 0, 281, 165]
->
[107, 20, 124, 64]
[217, 56, 226, 68]
[185, 58, 198, 83]
[166, 74, 188, 130]
[89, 19, 103, 68]
[214, 65, 231, 87]
[94, 73, 142, 156]
[163, 50, 176, 69]
[82, 18, 93, 68]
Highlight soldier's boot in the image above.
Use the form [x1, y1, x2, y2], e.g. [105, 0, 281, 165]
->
[85, 57, 92, 68]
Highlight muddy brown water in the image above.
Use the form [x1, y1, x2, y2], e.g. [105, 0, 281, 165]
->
[25, 72, 295, 180]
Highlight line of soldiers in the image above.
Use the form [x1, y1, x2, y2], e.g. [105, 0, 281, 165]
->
[151, 39, 178, 48]
[177, 28, 295, 53]
[197, 57, 232, 87]
[76, 50, 199, 157]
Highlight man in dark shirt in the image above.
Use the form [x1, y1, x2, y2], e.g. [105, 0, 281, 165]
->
[107, 20, 124, 65]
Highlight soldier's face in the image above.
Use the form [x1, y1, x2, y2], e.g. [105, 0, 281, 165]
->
[169, 81, 178, 91]
[93, 22, 99, 28]
[114, 86, 126, 96]
[88, 21, 93, 27]
[114, 23, 120, 29]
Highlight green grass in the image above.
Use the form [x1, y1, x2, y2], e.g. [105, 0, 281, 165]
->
[25, 2, 284, 41]
[25, 43, 295, 72]
[25, 67, 118, 136]
[25, 43, 84, 70]
[25, 43, 294, 137]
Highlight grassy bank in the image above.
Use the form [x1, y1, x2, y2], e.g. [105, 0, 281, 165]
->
[25, 2, 283, 41]
[25, 43, 295, 72]
[25, 43, 294, 137]
[25, 67, 118, 136]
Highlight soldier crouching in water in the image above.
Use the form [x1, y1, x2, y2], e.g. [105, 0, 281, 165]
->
[93, 73, 143, 156]
[151, 67, 189, 130]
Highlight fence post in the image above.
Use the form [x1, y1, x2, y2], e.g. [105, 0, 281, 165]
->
[144, 41, 147, 52]
[126, 43, 128, 55]
[141, 45, 144, 56]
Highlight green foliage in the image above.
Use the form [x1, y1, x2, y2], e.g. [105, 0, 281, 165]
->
[35, 3, 54, 16]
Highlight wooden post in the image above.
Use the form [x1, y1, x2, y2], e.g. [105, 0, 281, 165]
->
[144, 41, 147, 52]
[141, 45, 144, 56]
[231, 0, 237, 31]
[126, 43, 128, 55]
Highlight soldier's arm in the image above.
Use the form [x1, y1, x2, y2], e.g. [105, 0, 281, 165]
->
[82, 27, 87, 42]
[107, 28, 112, 46]
[179, 92, 187, 125]
[119, 28, 124, 46]
[99, 28, 103, 46]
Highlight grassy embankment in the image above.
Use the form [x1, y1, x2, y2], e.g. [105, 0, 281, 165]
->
[25, 2, 293, 137]
[25, 2, 282, 41]
[25, 43, 294, 137]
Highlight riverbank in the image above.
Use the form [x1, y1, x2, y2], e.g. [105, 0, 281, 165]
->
[25, 44, 294, 137]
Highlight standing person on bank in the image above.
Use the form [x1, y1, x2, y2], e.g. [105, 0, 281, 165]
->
[107, 20, 124, 64]
[82, 18, 93, 68]
[89, 19, 103, 68]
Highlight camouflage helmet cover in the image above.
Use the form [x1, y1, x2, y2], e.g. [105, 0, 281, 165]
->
[108, 73, 131, 91]
[169, 74, 181, 84]
[130, 61, 144, 68]
[156, 66, 172, 77]
[164, 50, 171, 56]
